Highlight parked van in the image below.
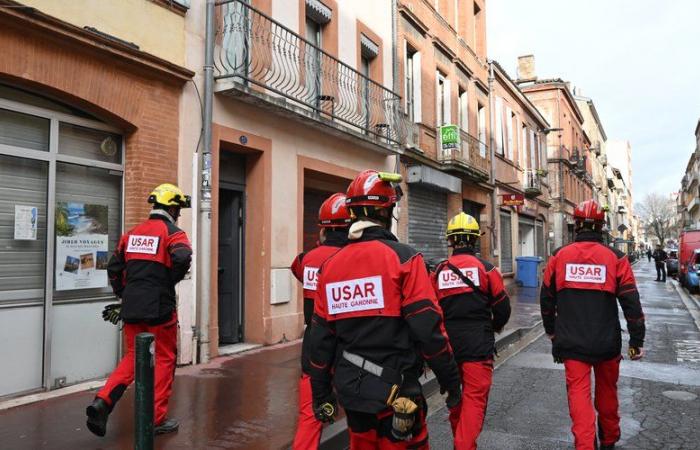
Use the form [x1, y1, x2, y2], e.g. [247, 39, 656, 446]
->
[679, 229, 700, 286]
[685, 249, 700, 293]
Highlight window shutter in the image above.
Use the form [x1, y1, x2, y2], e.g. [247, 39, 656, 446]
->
[495, 97, 503, 155]
[413, 51, 422, 123]
[444, 77, 452, 124]
[459, 90, 468, 131]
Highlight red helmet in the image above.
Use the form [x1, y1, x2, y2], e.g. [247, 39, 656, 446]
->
[319, 193, 351, 227]
[345, 170, 402, 208]
[574, 200, 606, 225]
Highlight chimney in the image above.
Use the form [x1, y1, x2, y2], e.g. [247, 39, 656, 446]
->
[517, 55, 536, 82]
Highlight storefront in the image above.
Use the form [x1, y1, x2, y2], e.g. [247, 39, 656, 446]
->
[0, 86, 123, 397]
[0, 5, 191, 397]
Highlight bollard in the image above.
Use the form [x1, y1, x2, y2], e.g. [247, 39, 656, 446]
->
[135, 332, 155, 450]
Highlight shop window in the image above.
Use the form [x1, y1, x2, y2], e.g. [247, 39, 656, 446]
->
[58, 123, 122, 164]
[53, 163, 122, 300]
[0, 108, 49, 152]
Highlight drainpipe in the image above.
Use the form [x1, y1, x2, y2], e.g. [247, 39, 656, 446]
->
[198, 0, 215, 364]
[391, 0, 402, 234]
[487, 61, 498, 260]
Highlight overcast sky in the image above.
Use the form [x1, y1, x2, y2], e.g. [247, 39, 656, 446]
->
[487, 0, 700, 202]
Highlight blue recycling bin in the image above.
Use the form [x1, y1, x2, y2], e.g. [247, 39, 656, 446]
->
[515, 256, 543, 287]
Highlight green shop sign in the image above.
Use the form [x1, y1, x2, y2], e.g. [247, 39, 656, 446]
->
[440, 125, 459, 151]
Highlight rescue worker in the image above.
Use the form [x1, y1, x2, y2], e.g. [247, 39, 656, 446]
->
[308, 169, 462, 449]
[86, 183, 192, 437]
[432, 212, 511, 450]
[290, 192, 351, 449]
[540, 200, 645, 450]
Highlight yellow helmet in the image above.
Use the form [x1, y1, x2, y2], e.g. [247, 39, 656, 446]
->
[446, 212, 480, 239]
[148, 183, 191, 208]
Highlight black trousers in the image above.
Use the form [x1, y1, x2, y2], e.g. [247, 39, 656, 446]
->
[656, 263, 666, 281]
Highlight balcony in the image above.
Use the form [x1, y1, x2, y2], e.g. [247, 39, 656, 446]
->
[523, 169, 542, 198]
[689, 197, 700, 214]
[437, 129, 490, 181]
[213, 0, 409, 150]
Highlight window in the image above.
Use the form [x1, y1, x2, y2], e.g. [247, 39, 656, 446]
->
[505, 107, 514, 160]
[495, 97, 503, 155]
[404, 44, 421, 123]
[436, 71, 451, 126]
[305, 17, 322, 107]
[529, 128, 537, 169]
[360, 34, 379, 132]
[458, 87, 468, 132]
[473, 2, 482, 53]
[477, 103, 486, 157]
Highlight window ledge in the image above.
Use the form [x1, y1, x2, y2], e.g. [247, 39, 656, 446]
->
[150, 0, 188, 16]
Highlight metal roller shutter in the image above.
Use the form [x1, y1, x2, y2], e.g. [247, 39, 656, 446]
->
[536, 220, 545, 257]
[500, 210, 513, 273]
[408, 186, 448, 266]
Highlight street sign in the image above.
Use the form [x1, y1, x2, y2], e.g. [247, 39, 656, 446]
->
[502, 193, 525, 206]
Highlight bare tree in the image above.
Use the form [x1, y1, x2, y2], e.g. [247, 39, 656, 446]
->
[635, 193, 677, 246]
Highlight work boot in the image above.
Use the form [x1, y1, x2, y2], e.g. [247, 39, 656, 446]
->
[155, 418, 179, 435]
[86, 398, 110, 437]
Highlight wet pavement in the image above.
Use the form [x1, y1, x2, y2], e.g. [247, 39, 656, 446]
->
[428, 259, 700, 449]
[0, 279, 542, 450]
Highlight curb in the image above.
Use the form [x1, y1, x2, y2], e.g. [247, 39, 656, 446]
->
[318, 321, 543, 450]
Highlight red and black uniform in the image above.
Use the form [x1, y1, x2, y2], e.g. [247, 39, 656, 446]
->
[432, 247, 510, 450]
[99, 210, 192, 425]
[540, 231, 645, 450]
[290, 231, 346, 450]
[309, 226, 461, 449]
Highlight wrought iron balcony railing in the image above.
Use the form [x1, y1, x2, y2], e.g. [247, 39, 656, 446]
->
[437, 129, 490, 180]
[524, 169, 542, 198]
[214, 0, 408, 146]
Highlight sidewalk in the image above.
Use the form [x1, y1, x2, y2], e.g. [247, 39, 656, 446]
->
[0, 287, 542, 450]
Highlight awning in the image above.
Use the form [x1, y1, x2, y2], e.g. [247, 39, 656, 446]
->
[305, 0, 332, 25]
[360, 34, 379, 59]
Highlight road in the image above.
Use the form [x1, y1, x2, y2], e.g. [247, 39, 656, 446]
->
[427, 259, 700, 450]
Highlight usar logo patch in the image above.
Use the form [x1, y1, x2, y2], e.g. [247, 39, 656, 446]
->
[303, 266, 319, 290]
[126, 235, 160, 255]
[326, 276, 384, 314]
[438, 267, 480, 289]
[565, 263, 606, 284]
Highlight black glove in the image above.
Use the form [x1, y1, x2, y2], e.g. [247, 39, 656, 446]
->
[313, 395, 337, 424]
[102, 303, 121, 325]
[445, 386, 462, 410]
[552, 347, 563, 364]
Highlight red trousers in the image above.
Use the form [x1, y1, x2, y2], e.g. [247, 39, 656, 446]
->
[292, 374, 323, 450]
[564, 357, 621, 450]
[448, 360, 494, 450]
[97, 313, 178, 425]
[347, 408, 429, 449]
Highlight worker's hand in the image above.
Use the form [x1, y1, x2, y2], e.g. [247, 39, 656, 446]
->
[445, 386, 462, 410]
[313, 395, 337, 424]
[628, 346, 644, 361]
[102, 303, 121, 325]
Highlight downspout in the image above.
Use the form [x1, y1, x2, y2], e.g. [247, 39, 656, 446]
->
[556, 89, 564, 247]
[391, 0, 402, 237]
[488, 61, 498, 260]
[198, 0, 215, 364]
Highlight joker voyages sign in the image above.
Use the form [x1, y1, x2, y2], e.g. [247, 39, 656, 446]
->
[55, 202, 109, 291]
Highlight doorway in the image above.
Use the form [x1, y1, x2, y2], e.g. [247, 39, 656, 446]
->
[218, 152, 246, 345]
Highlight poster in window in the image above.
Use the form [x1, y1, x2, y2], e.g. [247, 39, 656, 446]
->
[55, 202, 109, 291]
[14, 205, 38, 240]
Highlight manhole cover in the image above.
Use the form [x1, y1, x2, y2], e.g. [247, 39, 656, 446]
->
[662, 390, 698, 401]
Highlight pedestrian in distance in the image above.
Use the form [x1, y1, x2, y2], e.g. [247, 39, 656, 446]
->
[652, 244, 667, 282]
[86, 183, 192, 437]
[646, 248, 652, 262]
[540, 200, 646, 450]
[308, 169, 462, 449]
[290, 192, 351, 450]
[431, 212, 511, 450]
